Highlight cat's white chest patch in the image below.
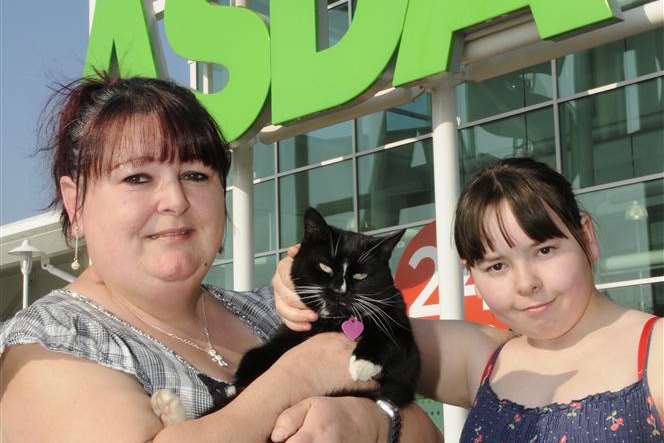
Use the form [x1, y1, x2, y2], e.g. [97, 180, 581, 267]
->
[349, 355, 382, 381]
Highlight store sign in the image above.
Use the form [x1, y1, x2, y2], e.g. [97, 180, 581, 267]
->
[394, 222, 506, 328]
[84, 0, 619, 141]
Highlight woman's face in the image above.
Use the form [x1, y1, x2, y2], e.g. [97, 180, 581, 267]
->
[468, 202, 599, 341]
[77, 150, 225, 292]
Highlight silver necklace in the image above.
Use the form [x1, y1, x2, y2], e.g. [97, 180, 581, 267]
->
[116, 293, 229, 368]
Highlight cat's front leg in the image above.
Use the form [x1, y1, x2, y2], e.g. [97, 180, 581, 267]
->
[348, 328, 386, 382]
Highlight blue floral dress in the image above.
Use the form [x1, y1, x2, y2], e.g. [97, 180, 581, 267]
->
[460, 317, 663, 442]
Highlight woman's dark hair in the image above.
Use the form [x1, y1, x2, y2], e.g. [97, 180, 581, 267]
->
[454, 157, 593, 267]
[43, 74, 231, 239]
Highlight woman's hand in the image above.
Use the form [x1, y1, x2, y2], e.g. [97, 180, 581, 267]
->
[271, 396, 444, 443]
[271, 396, 385, 443]
[272, 244, 318, 331]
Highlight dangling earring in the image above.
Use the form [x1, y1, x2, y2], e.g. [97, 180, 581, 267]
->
[71, 234, 81, 271]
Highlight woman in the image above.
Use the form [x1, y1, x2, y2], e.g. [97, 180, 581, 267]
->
[275, 158, 663, 441]
[0, 75, 440, 442]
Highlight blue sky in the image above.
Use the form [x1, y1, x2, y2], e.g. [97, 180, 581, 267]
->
[1, 1, 88, 225]
[1, 2, 189, 226]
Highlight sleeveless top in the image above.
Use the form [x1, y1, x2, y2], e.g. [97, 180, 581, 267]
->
[460, 317, 664, 442]
[0, 285, 280, 419]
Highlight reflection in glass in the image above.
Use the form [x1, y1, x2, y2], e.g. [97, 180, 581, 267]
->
[357, 94, 432, 151]
[456, 63, 552, 124]
[578, 179, 664, 284]
[254, 180, 276, 253]
[459, 107, 556, 183]
[279, 121, 352, 172]
[279, 161, 354, 246]
[254, 142, 275, 179]
[359, 139, 434, 231]
[254, 255, 277, 288]
[560, 78, 663, 188]
[557, 28, 663, 98]
[204, 262, 233, 289]
[603, 282, 663, 316]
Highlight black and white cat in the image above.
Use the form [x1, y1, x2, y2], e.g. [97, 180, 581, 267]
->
[152, 207, 420, 421]
[233, 208, 419, 406]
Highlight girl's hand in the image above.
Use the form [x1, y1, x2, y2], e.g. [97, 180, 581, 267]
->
[273, 244, 318, 331]
[271, 396, 385, 443]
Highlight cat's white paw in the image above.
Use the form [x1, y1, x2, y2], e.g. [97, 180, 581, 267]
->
[151, 389, 186, 426]
[349, 355, 382, 381]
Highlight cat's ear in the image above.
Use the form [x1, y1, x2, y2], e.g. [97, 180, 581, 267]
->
[378, 229, 405, 258]
[303, 207, 330, 240]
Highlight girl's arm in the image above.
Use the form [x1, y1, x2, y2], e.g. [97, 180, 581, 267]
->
[0, 333, 361, 442]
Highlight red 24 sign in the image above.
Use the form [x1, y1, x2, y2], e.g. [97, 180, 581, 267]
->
[394, 222, 506, 328]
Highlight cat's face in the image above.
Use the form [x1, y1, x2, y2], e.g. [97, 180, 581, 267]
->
[291, 208, 404, 320]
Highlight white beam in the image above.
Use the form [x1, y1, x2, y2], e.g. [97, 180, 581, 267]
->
[431, 81, 467, 442]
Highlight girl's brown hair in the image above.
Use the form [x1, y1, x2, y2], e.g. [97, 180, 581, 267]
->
[42, 74, 231, 239]
[454, 157, 593, 267]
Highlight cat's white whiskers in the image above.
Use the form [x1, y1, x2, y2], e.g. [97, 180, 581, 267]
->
[334, 233, 342, 257]
[352, 300, 398, 344]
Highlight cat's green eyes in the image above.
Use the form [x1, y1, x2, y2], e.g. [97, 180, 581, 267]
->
[353, 273, 367, 280]
[319, 263, 333, 274]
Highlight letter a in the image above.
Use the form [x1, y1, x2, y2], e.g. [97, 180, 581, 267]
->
[84, 0, 159, 78]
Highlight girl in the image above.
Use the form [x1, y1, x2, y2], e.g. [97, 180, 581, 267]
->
[273, 157, 663, 441]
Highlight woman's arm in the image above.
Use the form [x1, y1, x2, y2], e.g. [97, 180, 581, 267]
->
[1, 333, 363, 442]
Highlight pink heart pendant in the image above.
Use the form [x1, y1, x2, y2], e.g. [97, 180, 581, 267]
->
[341, 317, 364, 341]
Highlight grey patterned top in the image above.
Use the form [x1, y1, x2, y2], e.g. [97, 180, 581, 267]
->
[0, 285, 280, 419]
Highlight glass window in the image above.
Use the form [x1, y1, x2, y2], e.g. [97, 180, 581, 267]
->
[604, 282, 664, 316]
[254, 180, 276, 253]
[251, 0, 269, 16]
[357, 93, 432, 151]
[456, 62, 552, 124]
[459, 107, 556, 183]
[328, 2, 350, 47]
[220, 192, 233, 260]
[254, 142, 275, 179]
[358, 139, 435, 231]
[204, 262, 233, 288]
[279, 161, 355, 246]
[577, 179, 664, 284]
[156, 19, 190, 86]
[255, 255, 277, 288]
[560, 77, 663, 188]
[557, 28, 663, 98]
[279, 121, 353, 172]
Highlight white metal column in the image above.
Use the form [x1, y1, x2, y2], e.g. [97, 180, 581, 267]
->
[229, 0, 255, 292]
[431, 82, 467, 441]
[231, 143, 255, 291]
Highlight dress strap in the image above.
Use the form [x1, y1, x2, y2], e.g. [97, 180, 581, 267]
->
[637, 316, 660, 380]
[480, 343, 507, 383]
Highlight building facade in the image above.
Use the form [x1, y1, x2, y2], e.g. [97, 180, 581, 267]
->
[0, 0, 662, 438]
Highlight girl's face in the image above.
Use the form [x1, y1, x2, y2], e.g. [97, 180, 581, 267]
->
[74, 152, 225, 293]
[468, 202, 599, 341]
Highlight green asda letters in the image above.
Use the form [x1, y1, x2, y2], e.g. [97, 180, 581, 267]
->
[84, 0, 619, 142]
